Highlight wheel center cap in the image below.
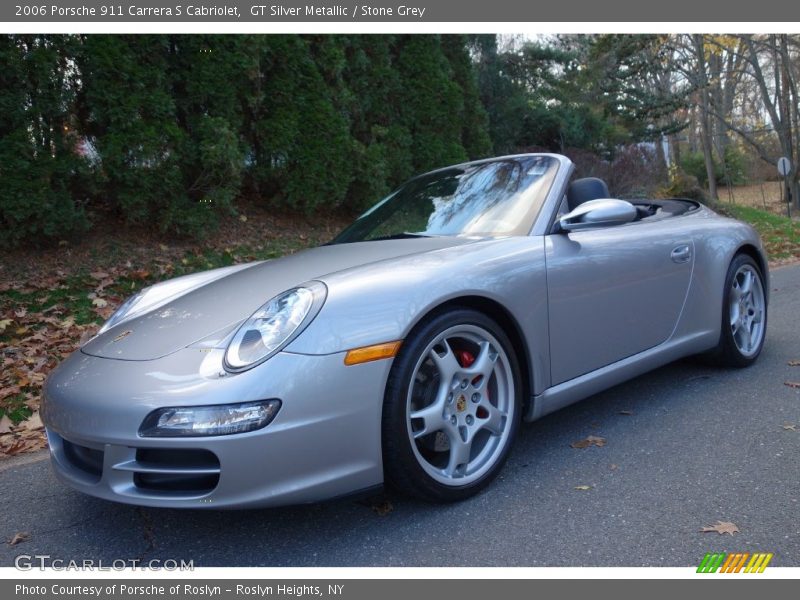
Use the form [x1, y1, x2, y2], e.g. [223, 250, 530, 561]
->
[456, 394, 467, 412]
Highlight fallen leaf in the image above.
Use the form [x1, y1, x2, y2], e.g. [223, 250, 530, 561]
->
[239, 214, 248, 222]
[22, 412, 43, 431]
[782, 423, 797, 431]
[89, 271, 109, 280]
[0, 416, 12, 434]
[0, 386, 22, 401]
[0, 319, 12, 333]
[570, 435, 607, 449]
[92, 297, 108, 308]
[0, 432, 47, 455]
[701, 521, 739, 535]
[14, 308, 27, 318]
[95, 277, 115, 291]
[784, 381, 800, 389]
[94, 305, 114, 320]
[788, 360, 800, 366]
[371, 500, 394, 516]
[130, 270, 150, 280]
[618, 410, 634, 416]
[159, 244, 169, 252]
[8, 532, 30, 546]
[574, 485, 592, 491]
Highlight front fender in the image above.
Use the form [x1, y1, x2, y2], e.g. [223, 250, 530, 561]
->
[285, 236, 552, 394]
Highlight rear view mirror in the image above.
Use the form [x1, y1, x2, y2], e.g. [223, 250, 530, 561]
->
[559, 199, 637, 232]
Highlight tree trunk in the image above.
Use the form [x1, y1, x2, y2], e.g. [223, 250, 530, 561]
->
[692, 35, 718, 201]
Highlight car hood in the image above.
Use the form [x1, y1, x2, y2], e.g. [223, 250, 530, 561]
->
[81, 237, 475, 361]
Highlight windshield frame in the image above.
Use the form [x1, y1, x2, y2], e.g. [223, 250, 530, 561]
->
[331, 153, 570, 244]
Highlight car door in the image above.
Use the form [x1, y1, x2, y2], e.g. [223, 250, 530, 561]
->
[545, 219, 694, 386]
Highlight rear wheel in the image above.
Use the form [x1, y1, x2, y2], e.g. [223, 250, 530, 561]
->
[382, 309, 521, 502]
[708, 254, 767, 367]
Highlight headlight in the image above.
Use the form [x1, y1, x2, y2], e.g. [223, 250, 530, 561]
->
[139, 400, 281, 437]
[223, 282, 326, 372]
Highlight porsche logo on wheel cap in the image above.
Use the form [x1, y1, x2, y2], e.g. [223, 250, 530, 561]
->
[456, 394, 467, 412]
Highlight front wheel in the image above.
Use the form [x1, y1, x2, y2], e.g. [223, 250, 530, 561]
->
[381, 309, 522, 502]
[707, 253, 767, 367]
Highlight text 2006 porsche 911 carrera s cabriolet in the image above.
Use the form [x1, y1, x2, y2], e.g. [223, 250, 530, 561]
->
[42, 153, 768, 507]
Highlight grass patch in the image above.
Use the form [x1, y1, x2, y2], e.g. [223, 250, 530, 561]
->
[1, 394, 33, 423]
[717, 204, 800, 261]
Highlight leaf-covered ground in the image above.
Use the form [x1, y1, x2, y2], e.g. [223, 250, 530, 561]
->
[719, 204, 800, 264]
[0, 203, 349, 457]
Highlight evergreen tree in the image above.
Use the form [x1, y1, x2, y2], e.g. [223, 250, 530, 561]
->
[167, 35, 249, 224]
[76, 35, 190, 230]
[468, 35, 529, 155]
[0, 35, 88, 247]
[246, 36, 353, 213]
[396, 35, 468, 172]
[336, 35, 412, 210]
[441, 35, 492, 159]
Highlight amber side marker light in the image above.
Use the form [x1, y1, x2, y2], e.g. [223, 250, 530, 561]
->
[344, 341, 403, 366]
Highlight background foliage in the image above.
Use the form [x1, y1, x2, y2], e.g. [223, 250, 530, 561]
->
[7, 33, 784, 248]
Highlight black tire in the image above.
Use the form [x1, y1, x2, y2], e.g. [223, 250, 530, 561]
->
[381, 308, 522, 503]
[705, 253, 767, 368]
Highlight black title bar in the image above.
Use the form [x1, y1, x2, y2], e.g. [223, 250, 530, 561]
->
[3, 0, 800, 22]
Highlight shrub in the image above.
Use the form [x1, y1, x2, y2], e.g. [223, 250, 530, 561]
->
[0, 36, 89, 247]
[655, 165, 707, 201]
[680, 147, 746, 187]
[0, 131, 89, 247]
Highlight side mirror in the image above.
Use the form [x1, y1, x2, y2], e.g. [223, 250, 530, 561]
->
[558, 199, 637, 232]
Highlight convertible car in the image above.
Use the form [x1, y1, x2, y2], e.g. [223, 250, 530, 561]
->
[42, 153, 768, 507]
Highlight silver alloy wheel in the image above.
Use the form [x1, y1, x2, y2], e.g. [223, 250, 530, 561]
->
[729, 264, 766, 358]
[405, 324, 515, 486]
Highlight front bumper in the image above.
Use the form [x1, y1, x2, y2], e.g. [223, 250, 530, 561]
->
[42, 347, 389, 508]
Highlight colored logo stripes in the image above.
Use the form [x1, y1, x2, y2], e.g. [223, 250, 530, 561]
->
[697, 552, 773, 573]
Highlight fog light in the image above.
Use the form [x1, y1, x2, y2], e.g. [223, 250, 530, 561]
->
[139, 400, 281, 437]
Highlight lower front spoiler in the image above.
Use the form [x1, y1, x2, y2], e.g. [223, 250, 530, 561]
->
[43, 350, 391, 509]
[47, 428, 381, 509]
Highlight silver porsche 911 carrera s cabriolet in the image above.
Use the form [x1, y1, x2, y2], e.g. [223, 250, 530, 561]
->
[42, 153, 768, 508]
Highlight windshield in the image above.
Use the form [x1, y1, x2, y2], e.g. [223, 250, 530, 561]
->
[332, 155, 560, 243]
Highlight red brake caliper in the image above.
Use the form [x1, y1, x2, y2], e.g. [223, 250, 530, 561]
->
[455, 349, 475, 368]
[455, 348, 489, 417]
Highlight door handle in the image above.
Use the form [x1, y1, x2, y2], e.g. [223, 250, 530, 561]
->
[670, 244, 692, 263]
